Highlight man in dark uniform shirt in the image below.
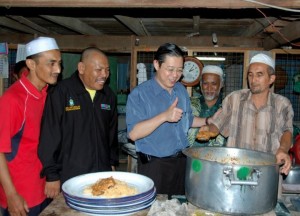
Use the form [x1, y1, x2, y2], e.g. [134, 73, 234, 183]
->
[38, 47, 119, 199]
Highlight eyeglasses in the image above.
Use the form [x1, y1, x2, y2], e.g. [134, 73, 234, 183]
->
[165, 66, 183, 75]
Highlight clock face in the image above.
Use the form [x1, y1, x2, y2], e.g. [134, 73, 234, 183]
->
[181, 57, 203, 87]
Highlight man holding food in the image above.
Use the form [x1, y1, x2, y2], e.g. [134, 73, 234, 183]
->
[126, 43, 216, 196]
[201, 53, 293, 175]
[188, 65, 226, 147]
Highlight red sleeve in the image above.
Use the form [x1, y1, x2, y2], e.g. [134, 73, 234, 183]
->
[0, 92, 23, 153]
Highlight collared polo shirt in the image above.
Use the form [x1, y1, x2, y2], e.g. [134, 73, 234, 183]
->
[126, 77, 194, 157]
[0, 74, 47, 208]
[212, 89, 294, 154]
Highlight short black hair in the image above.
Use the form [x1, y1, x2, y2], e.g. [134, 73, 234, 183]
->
[154, 43, 184, 67]
[14, 60, 27, 75]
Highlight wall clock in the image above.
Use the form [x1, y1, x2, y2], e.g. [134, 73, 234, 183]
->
[181, 56, 203, 87]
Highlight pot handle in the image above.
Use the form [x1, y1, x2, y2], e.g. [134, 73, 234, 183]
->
[223, 167, 261, 187]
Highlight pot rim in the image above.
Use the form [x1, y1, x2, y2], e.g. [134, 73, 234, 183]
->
[183, 146, 278, 167]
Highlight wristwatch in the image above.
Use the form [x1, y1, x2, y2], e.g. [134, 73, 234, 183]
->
[205, 117, 210, 125]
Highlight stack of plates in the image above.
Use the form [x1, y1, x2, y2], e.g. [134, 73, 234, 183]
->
[62, 171, 156, 215]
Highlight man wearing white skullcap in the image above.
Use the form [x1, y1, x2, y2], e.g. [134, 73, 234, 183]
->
[201, 53, 294, 177]
[0, 37, 61, 216]
[188, 65, 226, 147]
[25, 37, 59, 57]
[249, 53, 275, 71]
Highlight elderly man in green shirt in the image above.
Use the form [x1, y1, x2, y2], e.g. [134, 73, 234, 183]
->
[188, 65, 226, 147]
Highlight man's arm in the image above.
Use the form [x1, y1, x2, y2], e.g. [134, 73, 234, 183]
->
[38, 88, 64, 198]
[0, 153, 29, 215]
[109, 94, 119, 168]
[192, 106, 223, 130]
[276, 131, 292, 175]
[129, 97, 183, 141]
[191, 116, 207, 128]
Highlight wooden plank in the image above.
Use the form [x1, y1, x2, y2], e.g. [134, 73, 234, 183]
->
[241, 17, 277, 37]
[40, 15, 103, 35]
[271, 48, 300, 55]
[243, 51, 250, 89]
[115, 15, 150, 36]
[130, 36, 138, 90]
[1, 34, 264, 53]
[263, 21, 300, 50]
[0, 17, 40, 34]
[193, 16, 200, 34]
[7, 15, 53, 34]
[0, 78, 3, 96]
[0, 0, 299, 8]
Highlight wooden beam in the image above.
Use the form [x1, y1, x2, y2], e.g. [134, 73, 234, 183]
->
[263, 21, 300, 50]
[0, 78, 3, 97]
[0, 16, 41, 34]
[0, 0, 299, 8]
[1, 34, 263, 52]
[114, 15, 150, 36]
[193, 16, 200, 34]
[7, 15, 53, 35]
[40, 15, 103, 35]
[130, 36, 137, 90]
[241, 17, 277, 37]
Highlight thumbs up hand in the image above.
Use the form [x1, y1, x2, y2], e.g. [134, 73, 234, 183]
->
[165, 97, 183, 122]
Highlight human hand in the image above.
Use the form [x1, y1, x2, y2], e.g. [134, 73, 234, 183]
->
[165, 97, 183, 122]
[7, 192, 28, 216]
[196, 126, 218, 141]
[45, 180, 61, 198]
[276, 148, 292, 175]
[198, 125, 209, 132]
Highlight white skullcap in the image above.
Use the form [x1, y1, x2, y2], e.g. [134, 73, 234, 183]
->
[25, 37, 59, 57]
[249, 53, 275, 70]
[202, 65, 223, 78]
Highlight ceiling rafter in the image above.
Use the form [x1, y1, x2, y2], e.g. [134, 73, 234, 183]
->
[114, 15, 150, 36]
[0, 16, 41, 34]
[241, 17, 278, 37]
[40, 15, 103, 35]
[7, 15, 53, 35]
[0, 0, 300, 8]
[193, 16, 200, 34]
[263, 20, 300, 50]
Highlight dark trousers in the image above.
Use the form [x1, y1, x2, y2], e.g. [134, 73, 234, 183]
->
[0, 198, 52, 216]
[137, 154, 186, 197]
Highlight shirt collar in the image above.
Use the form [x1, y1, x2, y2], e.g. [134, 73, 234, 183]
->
[243, 89, 273, 108]
[71, 71, 106, 96]
[19, 73, 48, 99]
[152, 77, 166, 96]
[151, 76, 181, 96]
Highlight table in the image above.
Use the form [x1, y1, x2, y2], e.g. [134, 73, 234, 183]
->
[39, 193, 157, 216]
[40, 193, 282, 216]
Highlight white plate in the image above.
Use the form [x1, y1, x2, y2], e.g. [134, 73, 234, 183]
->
[66, 196, 155, 213]
[64, 188, 156, 208]
[62, 171, 154, 201]
[66, 198, 155, 215]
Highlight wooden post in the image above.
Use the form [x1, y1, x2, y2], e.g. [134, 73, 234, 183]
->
[0, 78, 3, 96]
[186, 86, 192, 97]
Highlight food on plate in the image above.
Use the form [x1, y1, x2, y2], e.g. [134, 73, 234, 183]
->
[89, 176, 116, 196]
[196, 131, 218, 140]
[83, 176, 138, 198]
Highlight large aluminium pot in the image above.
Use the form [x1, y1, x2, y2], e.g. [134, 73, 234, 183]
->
[183, 147, 280, 215]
